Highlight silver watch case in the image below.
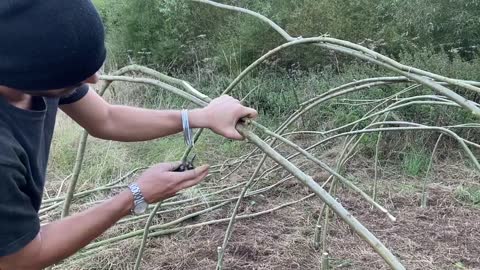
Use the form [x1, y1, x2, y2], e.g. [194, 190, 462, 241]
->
[128, 183, 148, 215]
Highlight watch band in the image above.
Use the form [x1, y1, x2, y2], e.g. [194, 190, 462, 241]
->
[128, 183, 146, 214]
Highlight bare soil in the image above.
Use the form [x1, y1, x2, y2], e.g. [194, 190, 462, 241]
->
[144, 190, 479, 269]
[71, 158, 479, 270]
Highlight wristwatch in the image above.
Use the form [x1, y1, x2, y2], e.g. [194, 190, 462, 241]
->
[128, 183, 148, 215]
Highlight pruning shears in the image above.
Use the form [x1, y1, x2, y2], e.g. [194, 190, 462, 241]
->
[173, 110, 197, 172]
[174, 153, 196, 172]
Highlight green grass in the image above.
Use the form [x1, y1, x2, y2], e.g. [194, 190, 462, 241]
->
[49, 115, 139, 188]
[47, 54, 479, 196]
[91, 0, 106, 9]
[49, 116, 81, 176]
[48, 112, 254, 193]
[398, 183, 419, 194]
[453, 262, 467, 270]
[455, 185, 480, 206]
[402, 148, 430, 177]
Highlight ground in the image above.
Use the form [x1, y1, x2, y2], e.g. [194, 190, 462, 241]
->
[53, 153, 479, 270]
[45, 84, 479, 270]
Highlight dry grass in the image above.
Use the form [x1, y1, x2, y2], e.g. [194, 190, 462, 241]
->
[45, 84, 479, 269]
[51, 155, 480, 270]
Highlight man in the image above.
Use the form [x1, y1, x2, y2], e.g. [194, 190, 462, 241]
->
[0, 1, 257, 269]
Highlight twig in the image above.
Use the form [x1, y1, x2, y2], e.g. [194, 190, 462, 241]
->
[421, 134, 444, 207]
[236, 124, 405, 269]
[252, 122, 397, 221]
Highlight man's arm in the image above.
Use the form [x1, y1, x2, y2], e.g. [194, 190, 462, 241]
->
[60, 88, 257, 142]
[0, 191, 132, 270]
[0, 163, 209, 270]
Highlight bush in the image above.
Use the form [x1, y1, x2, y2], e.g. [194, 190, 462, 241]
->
[91, 0, 480, 161]
[94, 0, 480, 73]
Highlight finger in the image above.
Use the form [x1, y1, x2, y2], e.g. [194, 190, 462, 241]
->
[224, 95, 240, 104]
[171, 164, 209, 181]
[177, 169, 209, 190]
[242, 107, 258, 119]
[234, 106, 257, 120]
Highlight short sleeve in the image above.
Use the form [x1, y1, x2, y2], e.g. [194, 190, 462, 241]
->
[0, 164, 40, 257]
[58, 83, 90, 105]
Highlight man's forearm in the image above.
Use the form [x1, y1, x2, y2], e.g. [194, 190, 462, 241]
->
[0, 191, 133, 270]
[38, 191, 133, 266]
[62, 91, 256, 142]
[94, 106, 209, 142]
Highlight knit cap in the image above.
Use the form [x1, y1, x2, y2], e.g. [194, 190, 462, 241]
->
[0, 0, 106, 91]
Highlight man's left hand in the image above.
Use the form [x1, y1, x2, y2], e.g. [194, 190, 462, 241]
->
[195, 95, 258, 140]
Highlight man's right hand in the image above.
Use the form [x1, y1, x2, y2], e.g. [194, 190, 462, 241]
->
[0, 162, 209, 270]
[135, 162, 209, 203]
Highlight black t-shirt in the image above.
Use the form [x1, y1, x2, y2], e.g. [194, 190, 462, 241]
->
[0, 84, 89, 256]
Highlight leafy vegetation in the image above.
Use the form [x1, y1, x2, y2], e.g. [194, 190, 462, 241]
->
[93, 0, 480, 73]
[84, 0, 480, 202]
[43, 2, 480, 269]
[455, 184, 480, 206]
[90, 0, 480, 139]
[402, 147, 430, 176]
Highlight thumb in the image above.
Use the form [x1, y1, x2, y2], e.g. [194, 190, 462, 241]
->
[177, 169, 209, 190]
[172, 164, 209, 181]
[154, 161, 182, 172]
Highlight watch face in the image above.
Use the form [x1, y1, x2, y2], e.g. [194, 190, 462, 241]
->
[134, 201, 148, 214]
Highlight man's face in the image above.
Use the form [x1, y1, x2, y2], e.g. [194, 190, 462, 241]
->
[22, 72, 100, 98]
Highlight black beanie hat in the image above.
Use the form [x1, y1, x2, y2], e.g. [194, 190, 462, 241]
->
[0, 0, 106, 91]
